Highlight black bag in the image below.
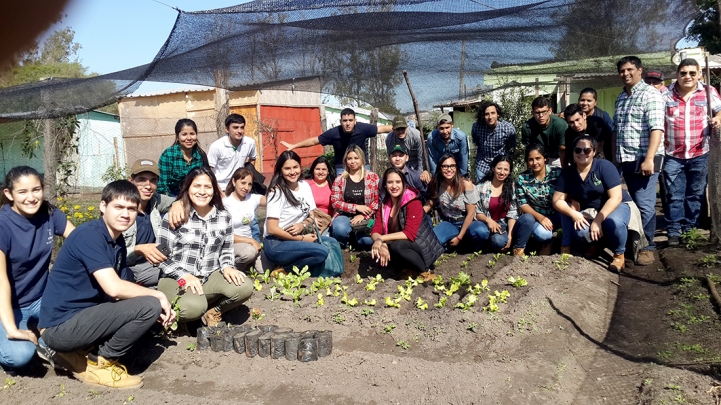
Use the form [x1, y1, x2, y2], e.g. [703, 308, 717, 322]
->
[244, 162, 267, 195]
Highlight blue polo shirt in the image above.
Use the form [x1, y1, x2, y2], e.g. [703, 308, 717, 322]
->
[134, 208, 155, 246]
[0, 205, 67, 308]
[318, 122, 378, 167]
[556, 158, 632, 211]
[39, 218, 126, 328]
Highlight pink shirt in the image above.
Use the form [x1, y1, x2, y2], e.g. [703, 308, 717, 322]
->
[664, 82, 721, 159]
[308, 180, 332, 215]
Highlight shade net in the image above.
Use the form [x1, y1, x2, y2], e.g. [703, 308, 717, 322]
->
[0, 0, 697, 120]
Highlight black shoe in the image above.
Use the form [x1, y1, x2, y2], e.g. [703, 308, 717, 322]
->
[36, 338, 56, 369]
[667, 235, 679, 247]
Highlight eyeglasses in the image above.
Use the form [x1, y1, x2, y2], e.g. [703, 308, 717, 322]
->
[441, 164, 457, 170]
[532, 109, 550, 117]
[679, 71, 698, 77]
[574, 147, 593, 155]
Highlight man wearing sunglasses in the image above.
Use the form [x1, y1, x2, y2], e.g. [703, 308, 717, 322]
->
[662, 58, 721, 247]
[612, 55, 665, 265]
[521, 96, 568, 168]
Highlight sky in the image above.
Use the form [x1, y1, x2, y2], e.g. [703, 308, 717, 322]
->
[54, 0, 249, 93]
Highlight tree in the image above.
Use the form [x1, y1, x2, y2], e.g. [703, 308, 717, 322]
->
[685, 0, 721, 54]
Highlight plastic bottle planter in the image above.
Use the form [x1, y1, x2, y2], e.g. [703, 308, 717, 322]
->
[195, 325, 333, 361]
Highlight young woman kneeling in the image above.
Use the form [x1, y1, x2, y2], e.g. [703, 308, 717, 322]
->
[552, 136, 632, 271]
[370, 168, 443, 279]
[223, 168, 266, 273]
[157, 167, 252, 327]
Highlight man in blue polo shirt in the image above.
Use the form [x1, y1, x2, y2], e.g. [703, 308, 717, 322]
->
[281, 108, 393, 175]
[38, 181, 174, 389]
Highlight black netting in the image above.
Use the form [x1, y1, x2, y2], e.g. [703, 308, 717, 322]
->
[0, 0, 697, 120]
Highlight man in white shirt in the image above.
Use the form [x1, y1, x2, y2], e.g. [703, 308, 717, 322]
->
[207, 114, 257, 193]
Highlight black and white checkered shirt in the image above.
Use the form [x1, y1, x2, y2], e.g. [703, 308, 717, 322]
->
[157, 207, 235, 282]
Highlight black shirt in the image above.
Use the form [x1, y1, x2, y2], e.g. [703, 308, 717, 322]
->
[556, 159, 632, 211]
[565, 116, 612, 160]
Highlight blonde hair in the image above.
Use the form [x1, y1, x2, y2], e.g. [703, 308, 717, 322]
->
[341, 144, 367, 179]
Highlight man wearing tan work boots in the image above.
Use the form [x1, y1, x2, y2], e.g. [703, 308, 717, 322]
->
[38, 181, 175, 389]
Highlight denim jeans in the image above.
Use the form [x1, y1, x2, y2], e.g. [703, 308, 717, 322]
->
[513, 212, 565, 248]
[263, 235, 330, 270]
[474, 221, 509, 252]
[0, 298, 41, 370]
[331, 216, 373, 249]
[251, 218, 261, 242]
[42, 296, 161, 360]
[663, 154, 708, 237]
[561, 202, 631, 254]
[433, 220, 489, 250]
[620, 161, 660, 250]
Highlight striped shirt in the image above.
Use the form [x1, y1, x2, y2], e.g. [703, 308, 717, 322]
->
[613, 80, 665, 162]
[664, 81, 721, 159]
[157, 206, 234, 282]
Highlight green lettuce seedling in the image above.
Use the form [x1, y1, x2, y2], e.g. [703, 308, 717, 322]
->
[416, 297, 428, 310]
[434, 296, 448, 308]
[363, 299, 377, 306]
[385, 296, 401, 308]
[508, 276, 528, 287]
[316, 293, 325, 306]
[253, 279, 263, 291]
[355, 274, 364, 284]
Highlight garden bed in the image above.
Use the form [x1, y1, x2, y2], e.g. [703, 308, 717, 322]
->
[3, 247, 721, 404]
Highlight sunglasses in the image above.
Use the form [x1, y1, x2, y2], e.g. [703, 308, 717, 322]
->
[679, 71, 698, 78]
[574, 147, 593, 155]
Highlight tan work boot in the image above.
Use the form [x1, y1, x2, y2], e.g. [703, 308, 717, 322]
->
[538, 241, 553, 256]
[608, 253, 625, 273]
[83, 356, 143, 389]
[269, 267, 287, 279]
[419, 271, 437, 283]
[636, 250, 655, 266]
[56, 351, 88, 376]
[513, 248, 525, 257]
[560, 246, 572, 256]
[201, 307, 223, 327]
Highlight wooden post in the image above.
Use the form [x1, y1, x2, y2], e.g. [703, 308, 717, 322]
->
[369, 108, 379, 174]
[535, 78, 539, 97]
[403, 70, 430, 172]
[706, 51, 721, 244]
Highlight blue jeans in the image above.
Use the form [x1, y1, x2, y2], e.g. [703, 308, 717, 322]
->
[620, 162, 660, 250]
[0, 299, 41, 370]
[433, 220, 489, 250]
[263, 236, 331, 270]
[474, 221, 509, 252]
[663, 154, 708, 237]
[251, 218, 261, 242]
[561, 202, 631, 254]
[331, 216, 373, 249]
[513, 212, 565, 248]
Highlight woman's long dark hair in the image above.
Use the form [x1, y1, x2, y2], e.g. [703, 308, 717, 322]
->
[381, 167, 408, 205]
[176, 166, 224, 218]
[174, 118, 209, 167]
[268, 150, 303, 207]
[481, 155, 514, 210]
[428, 154, 463, 200]
[1, 166, 52, 215]
[225, 167, 254, 196]
[305, 155, 335, 189]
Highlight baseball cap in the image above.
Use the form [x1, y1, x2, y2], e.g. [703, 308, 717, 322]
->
[437, 113, 453, 126]
[130, 159, 160, 176]
[645, 70, 663, 81]
[388, 144, 407, 156]
[392, 115, 408, 130]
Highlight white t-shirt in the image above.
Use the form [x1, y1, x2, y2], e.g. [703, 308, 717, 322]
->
[264, 180, 316, 238]
[223, 193, 262, 238]
[208, 136, 257, 191]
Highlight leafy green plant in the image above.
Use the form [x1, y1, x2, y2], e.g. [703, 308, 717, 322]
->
[466, 322, 479, 332]
[454, 293, 478, 311]
[54, 384, 67, 398]
[396, 340, 410, 349]
[416, 297, 428, 310]
[361, 308, 374, 316]
[341, 292, 358, 307]
[332, 311, 345, 324]
[670, 321, 687, 333]
[554, 253, 571, 270]
[508, 276, 528, 287]
[251, 308, 265, 321]
[699, 254, 718, 268]
[3, 378, 15, 389]
[123, 395, 135, 404]
[363, 299, 376, 306]
[265, 286, 280, 300]
[483, 290, 511, 312]
[274, 265, 311, 303]
[310, 276, 339, 293]
[316, 293, 325, 307]
[397, 285, 413, 301]
[382, 324, 397, 334]
[680, 228, 707, 250]
[385, 296, 401, 308]
[350, 254, 357, 263]
[434, 296, 448, 308]
[365, 274, 385, 291]
[186, 342, 196, 351]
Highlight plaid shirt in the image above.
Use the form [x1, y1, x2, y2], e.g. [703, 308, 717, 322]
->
[475, 180, 518, 221]
[157, 206, 234, 282]
[330, 171, 379, 220]
[514, 165, 561, 216]
[614, 80, 665, 162]
[664, 81, 721, 159]
[471, 119, 517, 178]
[158, 144, 206, 196]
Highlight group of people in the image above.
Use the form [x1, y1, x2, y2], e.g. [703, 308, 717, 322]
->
[1, 55, 720, 390]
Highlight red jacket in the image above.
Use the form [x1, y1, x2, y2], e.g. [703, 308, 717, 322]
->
[330, 171, 379, 220]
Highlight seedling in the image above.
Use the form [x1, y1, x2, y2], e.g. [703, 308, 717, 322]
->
[332, 311, 345, 324]
[699, 254, 718, 268]
[88, 389, 100, 398]
[316, 293, 325, 307]
[123, 395, 135, 404]
[416, 297, 428, 310]
[3, 378, 15, 389]
[680, 228, 707, 250]
[341, 292, 358, 307]
[251, 308, 265, 321]
[434, 296, 448, 308]
[365, 274, 385, 291]
[397, 285, 413, 301]
[460, 260, 468, 268]
[467, 322, 479, 332]
[382, 324, 397, 334]
[508, 276, 528, 287]
[350, 254, 357, 263]
[363, 299, 377, 306]
[186, 342, 196, 351]
[520, 254, 528, 263]
[311, 276, 339, 293]
[55, 384, 67, 398]
[385, 296, 401, 308]
[253, 279, 263, 291]
[454, 293, 478, 311]
[554, 254, 571, 270]
[355, 274, 364, 284]
[396, 340, 410, 349]
[670, 321, 687, 333]
[361, 308, 375, 316]
[432, 275, 445, 292]
[265, 286, 280, 300]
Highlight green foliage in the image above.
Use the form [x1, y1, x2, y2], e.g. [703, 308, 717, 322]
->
[680, 228, 707, 250]
[101, 165, 129, 183]
[361, 308, 374, 316]
[396, 340, 410, 349]
[686, 0, 721, 54]
[555, 254, 571, 270]
[699, 254, 718, 268]
[382, 324, 396, 334]
[186, 343, 196, 351]
[415, 297, 428, 310]
[508, 276, 528, 288]
[274, 265, 311, 303]
[365, 274, 385, 291]
[332, 311, 345, 324]
[3, 378, 16, 389]
[466, 322, 479, 332]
